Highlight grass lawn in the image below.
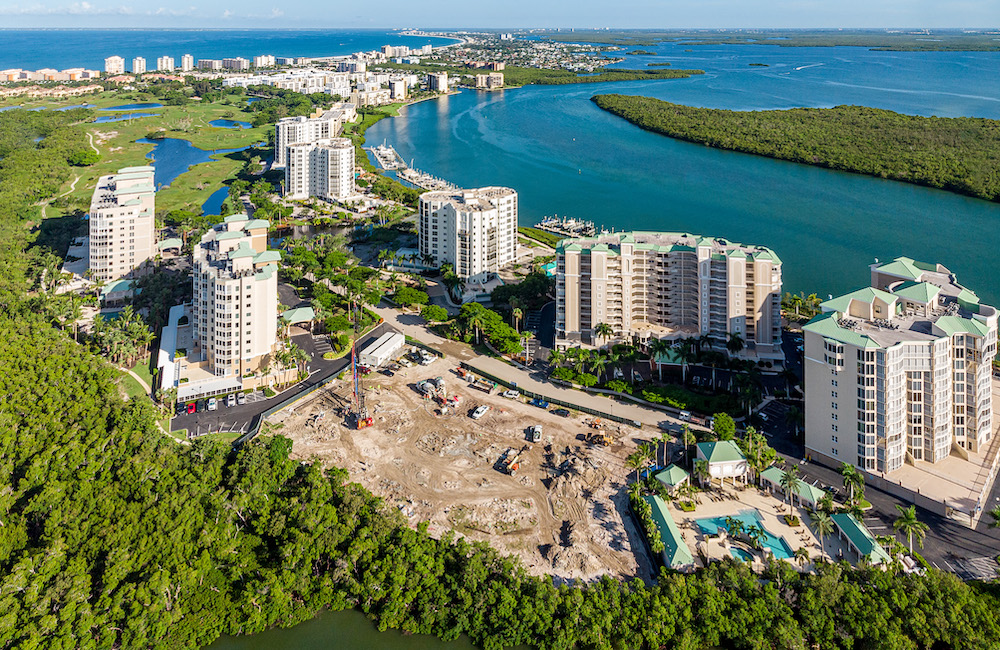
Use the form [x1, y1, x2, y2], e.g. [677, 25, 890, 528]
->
[131, 356, 156, 390]
[18, 90, 270, 215]
[119, 370, 150, 400]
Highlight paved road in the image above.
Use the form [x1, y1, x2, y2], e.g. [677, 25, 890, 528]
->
[171, 323, 391, 437]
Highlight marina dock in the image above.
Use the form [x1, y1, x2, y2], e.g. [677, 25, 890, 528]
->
[535, 216, 598, 237]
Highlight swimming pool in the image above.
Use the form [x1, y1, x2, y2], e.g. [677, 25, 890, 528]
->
[695, 510, 794, 561]
[730, 547, 754, 562]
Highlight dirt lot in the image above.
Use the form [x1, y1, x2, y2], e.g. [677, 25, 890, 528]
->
[272, 357, 657, 583]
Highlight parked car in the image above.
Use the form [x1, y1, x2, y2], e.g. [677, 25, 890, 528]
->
[501, 389, 519, 399]
[175, 402, 187, 416]
[379, 368, 395, 377]
[207, 397, 218, 411]
[613, 367, 624, 380]
[196, 399, 207, 413]
[529, 425, 542, 443]
[551, 408, 571, 418]
[236, 392, 247, 405]
[226, 394, 236, 408]
[471, 405, 490, 420]
[186, 402, 196, 414]
[530, 397, 549, 409]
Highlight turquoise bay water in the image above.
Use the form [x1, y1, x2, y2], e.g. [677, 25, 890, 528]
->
[695, 511, 794, 560]
[367, 45, 1000, 304]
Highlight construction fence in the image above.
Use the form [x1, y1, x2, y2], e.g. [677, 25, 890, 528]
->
[460, 361, 642, 429]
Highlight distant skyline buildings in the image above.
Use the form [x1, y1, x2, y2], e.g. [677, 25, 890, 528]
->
[0, 1, 997, 28]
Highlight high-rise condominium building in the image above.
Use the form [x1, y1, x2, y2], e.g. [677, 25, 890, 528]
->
[192, 215, 280, 380]
[104, 55, 125, 75]
[253, 54, 276, 68]
[222, 57, 250, 71]
[804, 258, 997, 475]
[132, 57, 146, 74]
[88, 166, 156, 283]
[156, 56, 175, 72]
[181, 54, 195, 72]
[555, 232, 783, 358]
[273, 109, 343, 169]
[198, 59, 223, 71]
[284, 138, 355, 201]
[428, 72, 449, 93]
[418, 187, 518, 282]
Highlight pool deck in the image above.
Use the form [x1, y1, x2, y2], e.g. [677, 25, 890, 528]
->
[671, 482, 855, 571]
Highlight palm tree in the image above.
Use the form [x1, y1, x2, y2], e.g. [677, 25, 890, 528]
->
[648, 338, 672, 383]
[817, 491, 835, 514]
[625, 452, 644, 484]
[678, 338, 697, 384]
[794, 547, 810, 568]
[377, 249, 390, 270]
[745, 524, 766, 550]
[594, 322, 613, 348]
[726, 332, 745, 357]
[589, 352, 608, 382]
[784, 406, 803, 437]
[681, 424, 696, 468]
[988, 506, 1000, 528]
[696, 334, 713, 358]
[724, 515, 745, 540]
[572, 349, 591, 376]
[840, 463, 864, 505]
[780, 466, 801, 514]
[810, 510, 835, 559]
[547, 348, 565, 369]
[660, 430, 671, 468]
[467, 310, 486, 345]
[639, 442, 655, 468]
[779, 367, 799, 395]
[893, 505, 929, 554]
[693, 459, 711, 488]
[511, 306, 523, 333]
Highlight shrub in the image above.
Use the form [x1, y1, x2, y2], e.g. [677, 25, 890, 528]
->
[551, 367, 577, 382]
[677, 500, 697, 512]
[394, 286, 430, 307]
[605, 379, 632, 394]
[577, 372, 598, 388]
[263, 387, 276, 398]
[784, 514, 801, 527]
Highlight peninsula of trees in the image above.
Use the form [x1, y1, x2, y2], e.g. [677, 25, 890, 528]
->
[501, 66, 704, 86]
[591, 94, 1000, 203]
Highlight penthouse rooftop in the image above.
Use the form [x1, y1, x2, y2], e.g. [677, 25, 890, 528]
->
[421, 186, 516, 211]
[805, 258, 996, 349]
[556, 231, 781, 264]
[89, 166, 155, 211]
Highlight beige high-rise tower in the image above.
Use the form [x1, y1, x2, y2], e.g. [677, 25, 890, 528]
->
[87, 166, 156, 283]
[555, 231, 783, 360]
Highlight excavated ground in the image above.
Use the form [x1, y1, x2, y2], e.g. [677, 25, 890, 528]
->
[273, 358, 657, 583]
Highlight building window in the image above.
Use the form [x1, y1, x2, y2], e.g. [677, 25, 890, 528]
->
[832, 434, 838, 442]
[832, 448, 839, 456]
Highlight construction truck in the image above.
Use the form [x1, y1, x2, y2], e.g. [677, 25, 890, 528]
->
[499, 447, 524, 476]
[469, 376, 497, 394]
[587, 429, 615, 446]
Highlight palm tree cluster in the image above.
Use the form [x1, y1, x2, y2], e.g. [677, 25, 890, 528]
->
[91, 305, 154, 367]
[782, 291, 823, 321]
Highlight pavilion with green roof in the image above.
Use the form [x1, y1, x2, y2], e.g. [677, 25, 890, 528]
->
[760, 466, 826, 509]
[654, 464, 690, 494]
[830, 513, 891, 565]
[695, 440, 747, 486]
[642, 494, 695, 570]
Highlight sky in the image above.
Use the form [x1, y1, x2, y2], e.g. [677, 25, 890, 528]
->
[0, 0, 997, 29]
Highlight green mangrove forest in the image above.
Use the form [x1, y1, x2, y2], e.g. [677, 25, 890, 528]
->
[592, 94, 1000, 202]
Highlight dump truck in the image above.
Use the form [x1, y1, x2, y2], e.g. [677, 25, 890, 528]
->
[470, 377, 497, 394]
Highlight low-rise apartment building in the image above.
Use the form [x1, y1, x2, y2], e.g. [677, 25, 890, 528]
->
[87, 166, 157, 283]
[284, 138, 355, 201]
[418, 187, 518, 283]
[804, 257, 998, 475]
[554, 231, 783, 359]
[476, 72, 504, 89]
[191, 215, 280, 381]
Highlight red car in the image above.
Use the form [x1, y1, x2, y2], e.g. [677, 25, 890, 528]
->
[186, 402, 196, 414]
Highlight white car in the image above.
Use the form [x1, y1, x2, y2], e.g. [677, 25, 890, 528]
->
[529, 425, 542, 443]
[501, 390, 519, 399]
[226, 394, 236, 408]
[207, 397, 218, 411]
[471, 405, 490, 420]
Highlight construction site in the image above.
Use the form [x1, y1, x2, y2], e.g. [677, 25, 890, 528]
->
[270, 345, 657, 583]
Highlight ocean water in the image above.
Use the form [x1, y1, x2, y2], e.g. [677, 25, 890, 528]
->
[0, 29, 458, 72]
[366, 43, 1000, 303]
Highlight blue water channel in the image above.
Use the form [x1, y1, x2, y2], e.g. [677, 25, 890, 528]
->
[137, 137, 246, 191]
[99, 102, 164, 111]
[366, 44, 1000, 304]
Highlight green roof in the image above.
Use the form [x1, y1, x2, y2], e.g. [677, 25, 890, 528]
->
[254, 250, 281, 265]
[118, 165, 155, 173]
[830, 513, 891, 564]
[245, 219, 270, 230]
[935, 315, 989, 338]
[654, 348, 685, 365]
[874, 257, 923, 281]
[217, 231, 245, 241]
[157, 237, 182, 250]
[281, 307, 315, 324]
[224, 214, 249, 223]
[696, 440, 745, 464]
[760, 466, 826, 504]
[654, 464, 689, 488]
[802, 311, 880, 349]
[643, 495, 694, 568]
[228, 242, 257, 259]
[821, 287, 897, 314]
[100, 279, 133, 297]
[891, 281, 940, 304]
